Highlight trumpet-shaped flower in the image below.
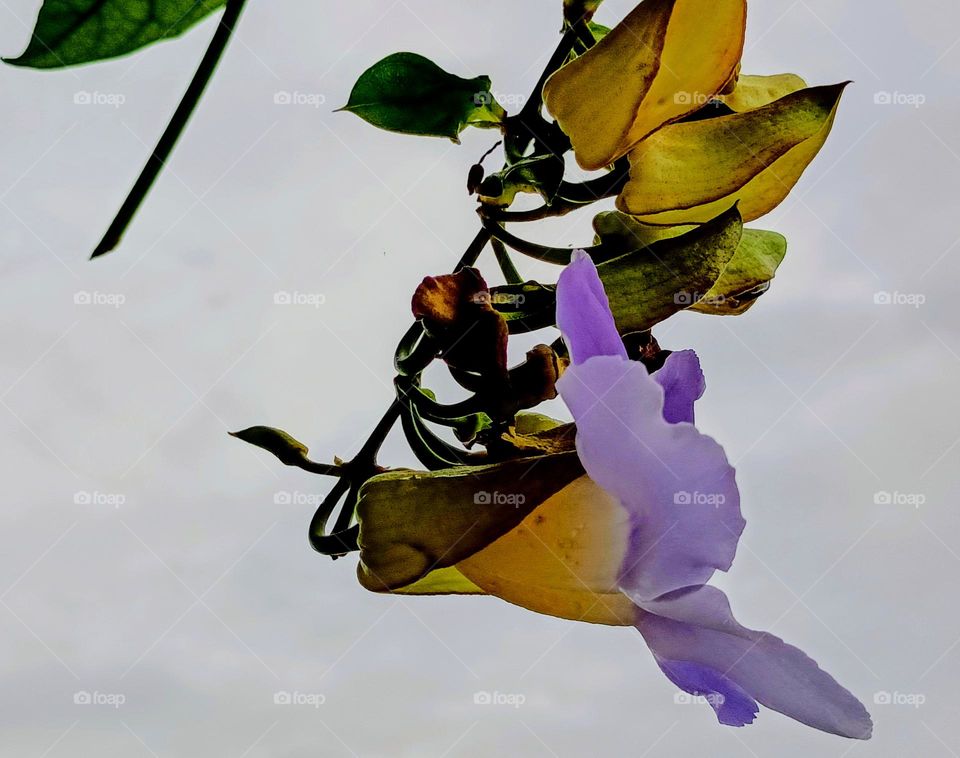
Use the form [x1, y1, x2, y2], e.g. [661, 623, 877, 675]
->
[356, 252, 872, 739]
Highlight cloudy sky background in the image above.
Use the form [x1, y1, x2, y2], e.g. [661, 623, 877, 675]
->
[0, 0, 958, 755]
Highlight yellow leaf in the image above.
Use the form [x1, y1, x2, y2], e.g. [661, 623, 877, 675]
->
[618, 83, 849, 224]
[720, 73, 808, 111]
[543, 0, 746, 171]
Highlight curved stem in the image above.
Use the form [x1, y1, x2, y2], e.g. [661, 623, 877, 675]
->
[480, 216, 602, 265]
[91, 0, 248, 259]
[308, 478, 350, 547]
[491, 235, 524, 284]
[297, 459, 344, 477]
[484, 161, 630, 223]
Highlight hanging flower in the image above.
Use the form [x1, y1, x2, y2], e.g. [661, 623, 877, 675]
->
[355, 251, 872, 738]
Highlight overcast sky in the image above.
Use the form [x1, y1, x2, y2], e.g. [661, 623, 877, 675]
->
[0, 1, 958, 756]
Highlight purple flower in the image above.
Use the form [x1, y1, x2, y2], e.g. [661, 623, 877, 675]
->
[555, 250, 872, 738]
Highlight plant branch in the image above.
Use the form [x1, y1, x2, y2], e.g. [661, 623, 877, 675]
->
[91, 0, 248, 259]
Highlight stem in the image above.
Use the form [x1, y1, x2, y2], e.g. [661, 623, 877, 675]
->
[90, 0, 248, 259]
[308, 27, 581, 555]
[298, 460, 344, 477]
[569, 18, 598, 50]
[484, 160, 630, 223]
[491, 236, 524, 284]
[308, 478, 350, 546]
[480, 216, 601, 265]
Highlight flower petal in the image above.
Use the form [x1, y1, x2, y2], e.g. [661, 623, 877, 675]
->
[657, 657, 759, 726]
[633, 585, 873, 739]
[618, 83, 848, 224]
[556, 249, 627, 364]
[556, 355, 744, 600]
[653, 349, 705, 424]
[720, 73, 808, 112]
[457, 474, 635, 626]
[543, 0, 747, 170]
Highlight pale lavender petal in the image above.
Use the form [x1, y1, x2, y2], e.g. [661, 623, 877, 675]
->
[556, 249, 627, 364]
[556, 357, 744, 601]
[632, 585, 873, 739]
[654, 349, 706, 424]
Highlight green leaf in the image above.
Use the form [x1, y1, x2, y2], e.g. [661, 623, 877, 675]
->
[690, 228, 787, 315]
[587, 21, 612, 41]
[592, 210, 786, 317]
[596, 205, 743, 333]
[229, 426, 309, 466]
[340, 52, 504, 142]
[5, 0, 226, 69]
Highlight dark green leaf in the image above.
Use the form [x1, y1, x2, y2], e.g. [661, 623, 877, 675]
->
[6, 0, 226, 69]
[340, 52, 504, 142]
